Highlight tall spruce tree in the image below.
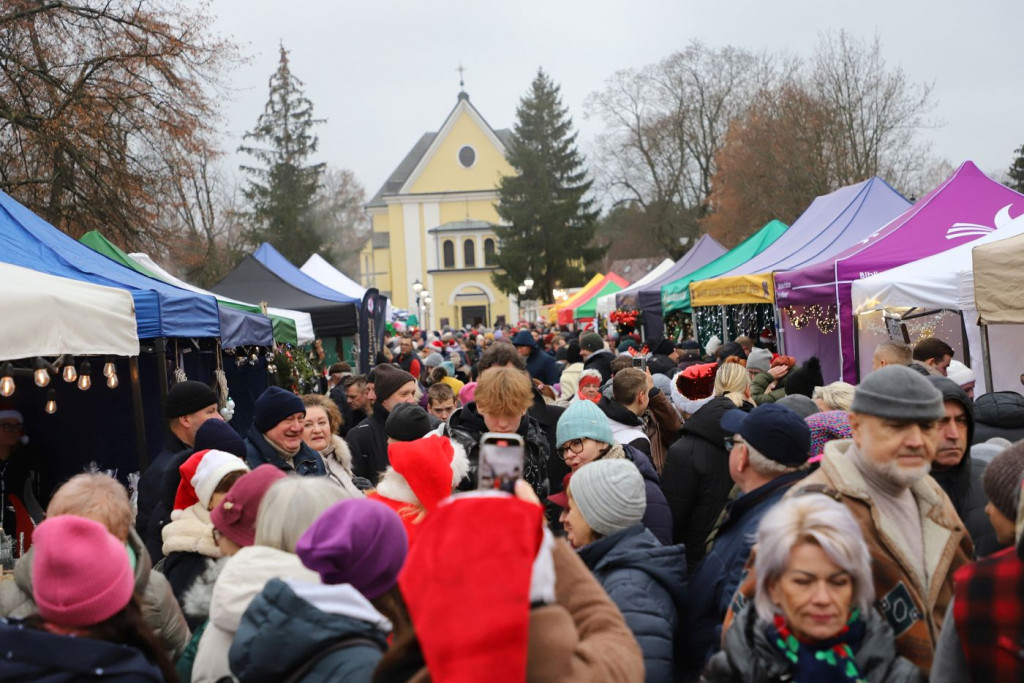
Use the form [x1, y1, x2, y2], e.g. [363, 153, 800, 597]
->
[1008, 144, 1024, 194]
[239, 45, 327, 263]
[493, 70, 604, 301]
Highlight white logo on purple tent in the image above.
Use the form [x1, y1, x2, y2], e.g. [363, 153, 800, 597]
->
[945, 204, 1014, 240]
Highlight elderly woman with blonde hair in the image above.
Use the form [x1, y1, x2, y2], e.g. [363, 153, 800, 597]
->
[703, 494, 922, 682]
[813, 381, 856, 412]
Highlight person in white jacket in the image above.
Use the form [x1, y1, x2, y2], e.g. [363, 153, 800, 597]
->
[191, 471, 354, 682]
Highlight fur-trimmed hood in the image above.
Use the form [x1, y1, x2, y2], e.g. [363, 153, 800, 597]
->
[162, 502, 220, 558]
[181, 556, 230, 621]
[374, 437, 469, 507]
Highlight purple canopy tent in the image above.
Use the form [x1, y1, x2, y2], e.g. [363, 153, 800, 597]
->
[686, 177, 909, 353]
[622, 234, 726, 339]
[775, 161, 1024, 382]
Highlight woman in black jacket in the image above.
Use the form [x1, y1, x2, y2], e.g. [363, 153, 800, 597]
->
[661, 361, 753, 570]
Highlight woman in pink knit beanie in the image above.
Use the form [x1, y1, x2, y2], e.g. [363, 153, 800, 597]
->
[0, 515, 177, 681]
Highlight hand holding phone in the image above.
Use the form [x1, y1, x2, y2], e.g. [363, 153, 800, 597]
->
[478, 432, 526, 493]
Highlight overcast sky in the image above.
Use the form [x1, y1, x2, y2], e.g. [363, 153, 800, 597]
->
[201, 0, 1024, 202]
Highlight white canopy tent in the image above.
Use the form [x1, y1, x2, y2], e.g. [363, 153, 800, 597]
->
[301, 253, 394, 322]
[851, 212, 1024, 394]
[595, 258, 675, 318]
[0, 262, 139, 361]
[130, 252, 316, 345]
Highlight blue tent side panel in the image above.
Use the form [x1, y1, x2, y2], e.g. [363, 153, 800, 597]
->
[253, 243, 361, 305]
[0, 190, 221, 339]
[219, 305, 274, 347]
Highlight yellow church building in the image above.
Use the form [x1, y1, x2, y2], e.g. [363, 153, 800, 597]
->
[360, 91, 519, 329]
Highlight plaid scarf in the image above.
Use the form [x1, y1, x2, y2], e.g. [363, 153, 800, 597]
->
[766, 608, 868, 682]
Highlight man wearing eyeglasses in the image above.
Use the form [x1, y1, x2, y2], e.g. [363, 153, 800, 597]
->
[681, 403, 811, 679]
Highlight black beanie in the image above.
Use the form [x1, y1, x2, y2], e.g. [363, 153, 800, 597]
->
[373, 364, 416, 404]
[385, 403, 434, 442]
[253, 386, 306, 433]
[165, 381, 219, 419]
[194, 419, 246, 459]
[784, 357, 824, 399]
[654, 338, 675, 356]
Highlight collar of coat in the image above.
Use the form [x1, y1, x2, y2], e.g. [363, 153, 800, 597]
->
[817, 439, 967, 603]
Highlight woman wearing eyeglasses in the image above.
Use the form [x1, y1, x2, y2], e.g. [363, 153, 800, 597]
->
[553, 399, 673, 545]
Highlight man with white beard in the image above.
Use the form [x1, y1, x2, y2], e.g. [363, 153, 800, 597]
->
[783, 365, 973, 675]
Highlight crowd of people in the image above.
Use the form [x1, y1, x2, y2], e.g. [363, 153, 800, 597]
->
[1, 322, 1023, 682]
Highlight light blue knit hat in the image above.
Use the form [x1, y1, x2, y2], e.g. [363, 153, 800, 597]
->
[556, 399, 614, 447]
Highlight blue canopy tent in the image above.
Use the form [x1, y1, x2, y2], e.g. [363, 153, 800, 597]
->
[0, 191, 221, 339]
[213, 243, 360, 338]
[0, 189, 234, 477]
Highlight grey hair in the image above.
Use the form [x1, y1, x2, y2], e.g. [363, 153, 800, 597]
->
[47, 472, 133, 542]
[254, 476, 353, 552]
[745, 442, 809, 477]
[753, 494, 874, 624]
[813, 382, 855, 411]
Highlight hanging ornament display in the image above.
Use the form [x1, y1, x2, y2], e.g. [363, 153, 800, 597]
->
[782, 304, 838, 334]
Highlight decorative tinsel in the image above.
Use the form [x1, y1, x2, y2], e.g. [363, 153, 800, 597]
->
[781, 304, 838, 335]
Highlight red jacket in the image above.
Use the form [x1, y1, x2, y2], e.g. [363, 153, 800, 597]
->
[953, 547, 1024, 681]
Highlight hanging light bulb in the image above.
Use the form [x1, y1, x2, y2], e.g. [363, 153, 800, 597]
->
[77, 361, 92, 391]
[103, 358, 116, 378]
[45, 389, 57, 414]
[62, 361, 77, 383]
[106, 372, 119, 389]
[33, 358, 50, 388]
[0, 363, 14, 397]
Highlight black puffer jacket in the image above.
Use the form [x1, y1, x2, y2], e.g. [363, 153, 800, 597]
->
[579, 526, 687, 682]
[621, 443, 674, 546]
[702, 602, 924, 682]
[445, 402, 550, 499]
[345, 407, 390, 482]
[584, 349, 615, 384]
[928, 377, 1000, 557]
[973, 391, 1024, 444]
[661, 397, 752, 570]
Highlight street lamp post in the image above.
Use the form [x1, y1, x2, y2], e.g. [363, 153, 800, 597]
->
[412, 279, 430, 330]
[517, 284, 527, 322]
[520, 277, 535, 322]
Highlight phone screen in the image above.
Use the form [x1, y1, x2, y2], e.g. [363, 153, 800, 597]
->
[478, 439, 525, 492]
[633, 356, 647, 370]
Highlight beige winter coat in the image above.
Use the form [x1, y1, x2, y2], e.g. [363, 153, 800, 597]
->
[161, 502, 220, 558]
[190, 544, 320, 683]
[322, 434, 365, 498]
[0, 527, 191, 660]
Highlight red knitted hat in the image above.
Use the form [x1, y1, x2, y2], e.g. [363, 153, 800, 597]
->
[399, 495, 543, 683]
[388, 436, 456, 513]
[32, 516, 134, 627]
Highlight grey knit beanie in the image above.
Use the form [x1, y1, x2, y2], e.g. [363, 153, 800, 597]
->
[746, 348, 773, 374]
[569, 459, 646, 537]
[983, 442, 1024, 521]
[850, 365, 944, 421]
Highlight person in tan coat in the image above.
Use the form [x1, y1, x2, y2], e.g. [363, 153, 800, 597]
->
[0, 472, 191, 659]
[724, 365, 973, 676]
[373, 482, 644, 683]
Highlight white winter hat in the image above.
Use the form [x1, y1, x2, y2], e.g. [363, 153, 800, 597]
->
[705, 335, 722, 357]
[946, 359, 976, 388]
[192, 449, 250, 509]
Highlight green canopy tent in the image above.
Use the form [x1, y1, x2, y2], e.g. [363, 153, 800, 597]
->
[660, 219, 789, 317]
[79, 231, 304, 346]
[574, 278, 628, 321]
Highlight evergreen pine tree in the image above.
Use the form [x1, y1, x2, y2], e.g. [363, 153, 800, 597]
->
[239, 44, 327, 263]
[493, 69, 604, 301]
[1008, 144, 1024, 194]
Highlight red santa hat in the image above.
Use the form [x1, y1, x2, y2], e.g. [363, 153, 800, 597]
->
[386, 436, 467, 513]
[399, 495, 543, 683]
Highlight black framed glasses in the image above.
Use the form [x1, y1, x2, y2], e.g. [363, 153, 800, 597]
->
[558, 438, 585, 459]
[0, 423, 22, 432]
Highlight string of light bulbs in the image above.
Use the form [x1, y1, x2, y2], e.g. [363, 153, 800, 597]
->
[0, 355, 120, 414]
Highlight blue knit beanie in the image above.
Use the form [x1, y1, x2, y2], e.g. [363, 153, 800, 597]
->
[556, 399, 614, 448]
[253, 386, 306, 433]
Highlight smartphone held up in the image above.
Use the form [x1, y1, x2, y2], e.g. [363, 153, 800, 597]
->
[477, 432, 525, 493]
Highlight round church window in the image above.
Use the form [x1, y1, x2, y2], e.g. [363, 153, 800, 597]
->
[458, 145, 476, 168]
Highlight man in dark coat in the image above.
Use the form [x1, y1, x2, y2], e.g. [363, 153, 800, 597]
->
[579, 331, 614, 384]
[244, 386, 325, 476]
[345, 364, 418, 482]
[928, 376, 998, 556]
[136, 380, 222, 562]
[394, 336, 421, 379]
[973, 391, 1024, 444]
[660, 396, 752, 570]
[512, 329, 561, 386]
[646, 338, 681, 378]
[681, 403, 811, 679]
